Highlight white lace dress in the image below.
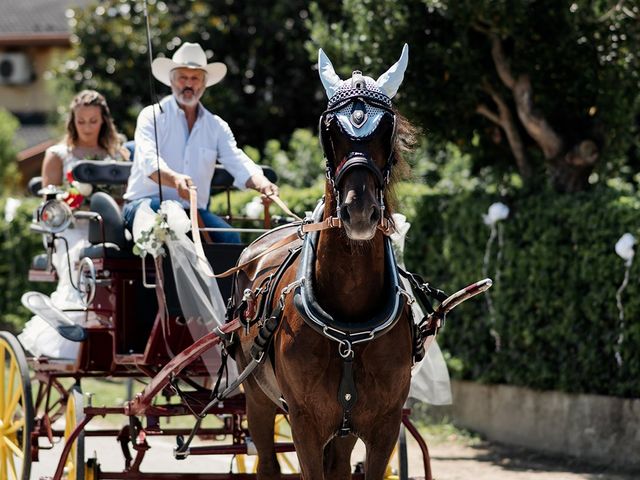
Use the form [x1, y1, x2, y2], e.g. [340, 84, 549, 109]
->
[19, 145, 114, 359]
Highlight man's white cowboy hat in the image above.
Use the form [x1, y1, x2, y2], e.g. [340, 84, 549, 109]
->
[151, 42, 227, 87]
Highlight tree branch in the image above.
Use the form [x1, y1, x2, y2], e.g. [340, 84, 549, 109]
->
[598, 0, 628, 21]
[512, 76, 564, 159]
[488, 35, 564, 159]
[564, 140, 599, 167]
[478, 83, 532, 179]
[489, 34, 515, 89]
[476, 104, 501, 125]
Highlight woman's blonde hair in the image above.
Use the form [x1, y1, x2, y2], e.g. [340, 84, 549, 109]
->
[65, 90, 120, 157]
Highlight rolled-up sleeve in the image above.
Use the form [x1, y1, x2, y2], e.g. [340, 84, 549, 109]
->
[135, 105, 170, 177]
[215, 119, 262, 190]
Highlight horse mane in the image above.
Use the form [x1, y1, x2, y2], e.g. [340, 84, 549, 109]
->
[385, 108, 419, 217]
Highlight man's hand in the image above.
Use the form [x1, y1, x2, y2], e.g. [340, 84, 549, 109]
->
[174, 173, 194, 200]
[149, 169, 194, 200]
[246, 173, 279, 199]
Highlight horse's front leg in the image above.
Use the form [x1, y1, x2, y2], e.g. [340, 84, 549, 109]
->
[243, 377, 281, 480]
[288, 409, 331, 480]
[362, 412, 404, 480]
[324, 435, 358, 480]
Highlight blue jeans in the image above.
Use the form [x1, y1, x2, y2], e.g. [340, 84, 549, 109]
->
[123, 197, 241, 244]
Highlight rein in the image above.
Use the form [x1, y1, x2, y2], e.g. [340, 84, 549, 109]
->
[187, 188, 394, 280]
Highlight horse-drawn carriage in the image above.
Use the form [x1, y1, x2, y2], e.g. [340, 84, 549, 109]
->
[1, 44, 490, 480]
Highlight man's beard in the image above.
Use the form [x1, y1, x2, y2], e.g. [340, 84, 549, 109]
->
[174, 86, 203, 107]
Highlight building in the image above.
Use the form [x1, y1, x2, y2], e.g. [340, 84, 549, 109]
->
[0, 0, 93, 185]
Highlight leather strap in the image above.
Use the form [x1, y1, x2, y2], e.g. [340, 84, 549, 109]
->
[210, 230, 301, 279]
[266, 193, 303, 221]
[300, 215, 393, 235]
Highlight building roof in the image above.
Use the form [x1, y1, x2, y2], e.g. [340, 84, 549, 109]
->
[15, 124, 57, 151]
[0, 0, 95, 45]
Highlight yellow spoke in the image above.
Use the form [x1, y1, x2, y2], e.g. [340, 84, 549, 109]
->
[2, 436, 23, 458]
[3, 388, 22, 425]
[0, 442, 7, 480]
[2, 418, 25, 436]
[6, 448, 17, 480]
[5, 359, 16, 411]
[278, 452, 297, 472]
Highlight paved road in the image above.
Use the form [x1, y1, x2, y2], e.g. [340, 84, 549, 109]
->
[31, 424, 638, 480]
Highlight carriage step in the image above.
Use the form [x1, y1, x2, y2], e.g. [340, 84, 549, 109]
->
[21, 291, 88, 342]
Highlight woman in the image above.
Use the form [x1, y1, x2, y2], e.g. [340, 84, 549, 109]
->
[19, 90, 129, 359]
[42, 89, 129, 186]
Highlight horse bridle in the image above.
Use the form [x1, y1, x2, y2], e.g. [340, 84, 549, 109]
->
[318, 72, 398, 204]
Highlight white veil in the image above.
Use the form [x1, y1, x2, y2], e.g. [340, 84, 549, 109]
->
[132, 199, 237, 381]
[391, 214, 452, 405]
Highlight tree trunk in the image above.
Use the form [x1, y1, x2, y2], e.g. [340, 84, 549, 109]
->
[548, 140, 599, 193]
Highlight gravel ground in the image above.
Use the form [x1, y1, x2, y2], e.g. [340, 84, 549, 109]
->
[413, 436, 639, 480]
[31, 423, 639, 479]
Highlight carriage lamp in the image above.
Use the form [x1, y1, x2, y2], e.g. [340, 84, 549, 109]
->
[36, 198, 73, 233]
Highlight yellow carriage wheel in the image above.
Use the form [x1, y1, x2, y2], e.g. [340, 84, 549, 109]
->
[0, 331, 34, 480]
[63, 385, 85, 480]
[384, 423, 408, 480]
[235, 414, 299, 474]
[84, 457, 100, 480]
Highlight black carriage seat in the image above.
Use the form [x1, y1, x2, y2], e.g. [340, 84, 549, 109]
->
[26, 160, 133, 197]
[72, 160, 132, 184]
[82, 192, 134, 259]
[71, 160, 134, 259]
[210, 165, 278, 193]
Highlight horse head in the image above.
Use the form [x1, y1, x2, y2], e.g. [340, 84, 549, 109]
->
[318, 44, 409, 240]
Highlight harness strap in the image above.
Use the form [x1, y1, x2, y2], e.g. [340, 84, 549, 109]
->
[211, 231, 301, 279]
[300, 215, 393, 235]
[337, 355, 357, 437]
[301, 216, 343, 232]
[265, 193, 303, 221]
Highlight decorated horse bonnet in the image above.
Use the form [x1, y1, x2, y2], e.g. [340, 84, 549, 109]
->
[318, 45, 409, 188]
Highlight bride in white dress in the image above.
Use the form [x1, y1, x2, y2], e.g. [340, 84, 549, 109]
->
[19, 90, 129, 359]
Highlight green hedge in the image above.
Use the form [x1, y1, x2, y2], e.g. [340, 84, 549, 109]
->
[405, 187, 640, 398]
[0, 197, 54, 332]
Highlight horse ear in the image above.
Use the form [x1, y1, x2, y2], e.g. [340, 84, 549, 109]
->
[376, 43, 409, 99]
[318, 48, 343, 99]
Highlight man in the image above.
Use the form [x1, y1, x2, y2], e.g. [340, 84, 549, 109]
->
[123, 41, 278, 242]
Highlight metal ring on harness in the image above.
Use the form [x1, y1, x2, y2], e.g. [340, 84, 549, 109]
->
[338, 340, 353, 359]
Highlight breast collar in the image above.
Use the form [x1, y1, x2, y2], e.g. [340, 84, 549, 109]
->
[292, 201, 408, 355]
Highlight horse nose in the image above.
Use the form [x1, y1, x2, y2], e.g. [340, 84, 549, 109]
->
[341, 202, 380, 226]
[369, 204, 381, 224]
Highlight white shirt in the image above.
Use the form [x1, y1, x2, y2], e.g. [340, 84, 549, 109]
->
[124, 95, 262, 209]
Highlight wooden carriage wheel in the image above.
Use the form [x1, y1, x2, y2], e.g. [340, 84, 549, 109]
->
[383, 425, 409, 480]
[0, 331, 34, 480]
[235, 415, 409, 478]
[235, 414, 299, 474]
[63, 384, 85, 480]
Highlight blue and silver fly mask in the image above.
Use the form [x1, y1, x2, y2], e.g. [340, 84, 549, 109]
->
[317, 45, 409, 189]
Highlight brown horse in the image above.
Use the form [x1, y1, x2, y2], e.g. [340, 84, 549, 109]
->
[233, 44, 418, 479]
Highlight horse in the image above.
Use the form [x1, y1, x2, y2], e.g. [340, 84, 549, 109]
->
[232, 44, 419, 480]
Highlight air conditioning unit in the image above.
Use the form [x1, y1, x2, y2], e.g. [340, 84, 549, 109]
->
[0, 53, 33, 85]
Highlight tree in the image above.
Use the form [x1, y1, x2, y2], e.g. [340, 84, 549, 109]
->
[58, 0, 329, 149]
[310, 0, 640, 192]
[0, 109, 21, 191]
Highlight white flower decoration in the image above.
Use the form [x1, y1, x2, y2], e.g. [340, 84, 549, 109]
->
[615, 233, 636, 264]
[245, 196, 264, 219]
[4, 197, 22, 223]
[483, 202, 510, 226]
[72, 181, 93, 197]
